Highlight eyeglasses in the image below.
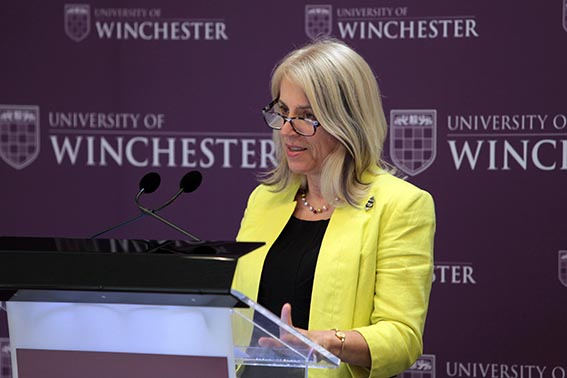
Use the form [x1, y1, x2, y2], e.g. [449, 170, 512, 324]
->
[261, 99, 320, 136]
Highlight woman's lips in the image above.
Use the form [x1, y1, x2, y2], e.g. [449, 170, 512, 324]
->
[286, 144, 307, 157]
[287, 144, 306, 151]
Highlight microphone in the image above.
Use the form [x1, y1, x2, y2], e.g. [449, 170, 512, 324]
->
[89, 172, 162, 239]
[153, 170, 202, 212]
[89, 171, 201, 240]
[135, 171, 203, 242]
[139, 172, 161, 193]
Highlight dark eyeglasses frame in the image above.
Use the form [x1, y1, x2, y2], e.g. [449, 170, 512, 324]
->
[261, 99, 320, 137]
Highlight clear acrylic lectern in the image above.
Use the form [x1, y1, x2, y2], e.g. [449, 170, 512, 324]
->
[0, 237, 340, 378]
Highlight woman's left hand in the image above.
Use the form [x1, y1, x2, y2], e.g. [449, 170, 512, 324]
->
[258, 303, 339, 355]
[259, 303, 372, 368]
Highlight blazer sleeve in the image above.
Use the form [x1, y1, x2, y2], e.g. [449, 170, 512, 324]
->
[351, 188, 435, 378]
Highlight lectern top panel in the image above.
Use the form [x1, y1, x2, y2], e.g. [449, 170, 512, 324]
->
[0, 236, 263, 257]
[0, 236, 264, 306]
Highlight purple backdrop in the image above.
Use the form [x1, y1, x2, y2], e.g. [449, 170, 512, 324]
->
[1, 1, 567, 378]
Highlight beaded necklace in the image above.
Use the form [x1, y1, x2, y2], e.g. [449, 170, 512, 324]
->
[299, 190, 330, 214]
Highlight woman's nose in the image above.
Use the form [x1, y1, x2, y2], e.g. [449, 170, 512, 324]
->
[280, 119, 297, 136]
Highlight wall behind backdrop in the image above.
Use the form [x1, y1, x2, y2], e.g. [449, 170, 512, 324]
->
[1, 1, 566, 377]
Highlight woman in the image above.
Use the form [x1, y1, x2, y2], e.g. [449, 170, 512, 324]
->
[233, 38, 435, 378]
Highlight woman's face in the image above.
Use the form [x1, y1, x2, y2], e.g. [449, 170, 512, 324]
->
[277, 78, 339, 181]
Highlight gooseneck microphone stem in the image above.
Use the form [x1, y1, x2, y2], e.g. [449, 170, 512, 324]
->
[89, 171, 203, 240]
[89, 188, 148, 239]
[135, 196, 201, 243]
[89, 213, 146, 240]
[154, 188, 184, 212]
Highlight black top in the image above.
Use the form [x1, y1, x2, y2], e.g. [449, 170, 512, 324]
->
[257, 216, 330, 329]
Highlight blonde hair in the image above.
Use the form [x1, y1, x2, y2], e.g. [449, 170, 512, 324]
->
[262, 38, 388, 207]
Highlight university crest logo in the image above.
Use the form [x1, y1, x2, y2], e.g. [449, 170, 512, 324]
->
[64, 4, 91, 42]
[401, 354, 436, 378]
[0, 105, 40, 170]
[559, 251, 567, 288]
[390, 109, 437, 176]
[305, 5, 333, 39]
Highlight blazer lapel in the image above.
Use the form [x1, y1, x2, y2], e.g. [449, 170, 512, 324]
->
[235, 184, 298, 301]
[309, 201, 369, 330]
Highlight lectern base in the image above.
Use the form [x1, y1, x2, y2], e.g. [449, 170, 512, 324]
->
[7, 301, 235, 378]
[17, 349, 229, 378]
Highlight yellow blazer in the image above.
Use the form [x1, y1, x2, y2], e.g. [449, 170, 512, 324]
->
[233, 171, 435, 378]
